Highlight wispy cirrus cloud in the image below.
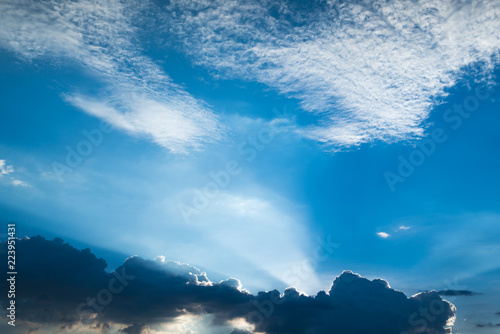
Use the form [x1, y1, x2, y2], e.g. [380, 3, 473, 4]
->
[164, 0, 500, 150]
[0, 0, 222, 153]
[11, 179, 30, 187]
[4, 0, 498, 152]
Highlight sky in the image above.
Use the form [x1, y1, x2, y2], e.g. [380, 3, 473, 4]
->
[0, 0, 500, 333]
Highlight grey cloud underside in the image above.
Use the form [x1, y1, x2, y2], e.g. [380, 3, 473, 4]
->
[437, 289, 481, 296]
[475, 322, 500, 328]
[1, 237, 455, 333]
[162, 0, 500, 149]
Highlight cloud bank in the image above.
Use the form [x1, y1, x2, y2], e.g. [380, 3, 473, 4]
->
[0, 0, 222, 153]
[1, 236, 456, 333]
[164, 0, 500, 149]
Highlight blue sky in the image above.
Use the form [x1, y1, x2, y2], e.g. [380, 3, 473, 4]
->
[1, 0, 500, 333]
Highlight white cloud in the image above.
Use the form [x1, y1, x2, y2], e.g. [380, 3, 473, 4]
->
[398, 225, 411, 231]
[0, 159, 14, 175]
[377, 232, 390, 238]
[0, 0, 222, 153]
[0, 159, 30, 187]
[65, 92, 221, 153]
[165, 0, 500, 149]
[11, 179, 30, 187]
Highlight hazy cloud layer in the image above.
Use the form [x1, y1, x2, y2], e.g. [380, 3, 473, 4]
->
[1, 237, 456, 333]
[164, 0, 500, 149]
[0, 0, 221, 153]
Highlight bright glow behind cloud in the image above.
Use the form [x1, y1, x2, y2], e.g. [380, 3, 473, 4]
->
[165, 0, 500, 149]
[172, 190, 321, 294]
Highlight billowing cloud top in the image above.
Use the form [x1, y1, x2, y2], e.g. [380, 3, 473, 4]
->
[1, 237, 456, 333]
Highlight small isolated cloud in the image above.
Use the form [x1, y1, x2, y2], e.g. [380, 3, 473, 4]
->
[398, 226, 411, 231]
[0, 159, 14, 175]
[476, 322, 500, 328]
[11, 179, 30, 187]
[0, 236, 456, 334]
[0, 159, 30, 187]
[437, 290, 481, 296]
[377, 232, 390, 239]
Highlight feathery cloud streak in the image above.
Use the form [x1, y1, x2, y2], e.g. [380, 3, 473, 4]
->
[165, 0, 500, 149]
[0, 0, 221, 153]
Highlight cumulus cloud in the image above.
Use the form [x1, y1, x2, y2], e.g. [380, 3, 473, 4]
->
[0, 0, 222, 153]
[163, 0, 500, 149]
[0, 236, 456, 333]
[377, 232, 390, 238]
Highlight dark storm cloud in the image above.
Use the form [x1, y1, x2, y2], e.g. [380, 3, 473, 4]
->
[0, 237, 456, 333]
[476, 322, 500, 328]
[249, 274, 455, 334]
[1, 236, 110, 324]
[0, 236, 252, 327]
[119, 323, 150, 334]
[437, 290, 481, 296]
